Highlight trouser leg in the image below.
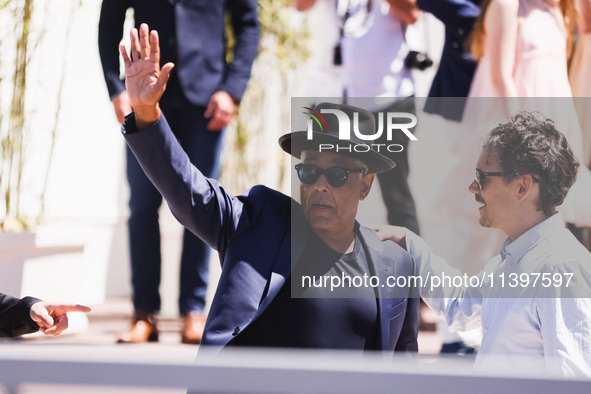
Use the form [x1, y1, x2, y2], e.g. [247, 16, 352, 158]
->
[171, 105, 225, 316]
[127, 145, 163, 314]
[375, 96, 420, 234]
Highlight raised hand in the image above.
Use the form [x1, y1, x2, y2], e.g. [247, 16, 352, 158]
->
[119, 23, 174, 129]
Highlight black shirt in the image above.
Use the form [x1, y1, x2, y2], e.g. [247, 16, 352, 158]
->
[230, 226, 378, 349]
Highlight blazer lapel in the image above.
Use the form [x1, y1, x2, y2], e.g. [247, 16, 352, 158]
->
[358, 226, 398, 351]
[251, 200, 308, 321]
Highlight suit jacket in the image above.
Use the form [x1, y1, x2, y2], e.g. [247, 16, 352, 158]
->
[123, 114, 420, 352]
[98, 0, 259, 106]
[418, 0, 480, 120]
[0, 294, 40, 338]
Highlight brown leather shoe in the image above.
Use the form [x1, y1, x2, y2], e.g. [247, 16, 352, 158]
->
[181, 312, 206, 344]
[117, 313, 159, 344]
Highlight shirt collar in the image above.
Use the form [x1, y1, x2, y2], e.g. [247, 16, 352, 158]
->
[499, 212, 564, 263]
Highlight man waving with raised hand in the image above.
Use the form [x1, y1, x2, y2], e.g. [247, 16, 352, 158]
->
[118, 23, 419, 354]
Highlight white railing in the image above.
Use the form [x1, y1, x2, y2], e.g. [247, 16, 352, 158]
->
[0, 346, 590, 393]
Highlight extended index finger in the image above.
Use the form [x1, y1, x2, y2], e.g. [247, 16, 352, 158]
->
[53, 304, 92, 314]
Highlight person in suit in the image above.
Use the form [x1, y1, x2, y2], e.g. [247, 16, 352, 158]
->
[98, 0, 259, 344]
[418, 0, 480, 121]
[0, 293, 90, 338]
[416, 0, 481, 354]
[117, 24, 419, 351]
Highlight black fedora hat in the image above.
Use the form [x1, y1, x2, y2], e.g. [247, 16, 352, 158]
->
[278, 102, 396, 174]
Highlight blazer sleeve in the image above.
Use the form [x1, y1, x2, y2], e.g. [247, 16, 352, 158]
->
[417, 0, 480, 29]
[122, 113, 248, 253]
[218, 0, 260, 101]
[0, 294, 41, 338]
[98, 0, 133, 99]
[394, 297, 420, 351]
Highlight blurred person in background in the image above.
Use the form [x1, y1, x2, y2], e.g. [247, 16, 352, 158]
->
[569, 0, 591, 169]
[0, 293, 90, 338]
[416, 0, 482, 355]
[569, 0, 591, 250]
[294, 0, 424, 236]
[418, 0, 480, 121]
[293, 0, 344, 97]
[98, 0, 259, 344]
[340, 0, 423, 236]
[469, 0, 576, 97]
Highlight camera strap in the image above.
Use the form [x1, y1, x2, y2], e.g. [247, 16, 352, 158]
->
[334, 0, 373, 65]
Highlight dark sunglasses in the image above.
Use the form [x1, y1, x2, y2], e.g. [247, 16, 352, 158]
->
[475, 169, 503, 191]
[295, 163, 367, 187]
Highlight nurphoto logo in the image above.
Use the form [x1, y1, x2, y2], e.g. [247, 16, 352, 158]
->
[303, 107, 417, 153]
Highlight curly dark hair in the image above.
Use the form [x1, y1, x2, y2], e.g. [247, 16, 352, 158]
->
[482, 111, 579, 216]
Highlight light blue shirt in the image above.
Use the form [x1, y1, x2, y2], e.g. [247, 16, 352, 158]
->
[406, 213, 591, 376]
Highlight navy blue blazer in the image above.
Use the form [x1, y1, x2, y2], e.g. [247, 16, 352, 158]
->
[0, 294, 40, 338]
[418, 0, 480, 120]
[123, 114, 419, 352]
[98, 0, 259, 105]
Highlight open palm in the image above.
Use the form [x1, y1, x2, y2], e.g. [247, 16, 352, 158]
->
[120, 23, 174, 115]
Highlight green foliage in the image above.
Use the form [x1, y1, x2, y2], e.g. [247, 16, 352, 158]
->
[0, 0, 34, 230]
[220, 0, 311, 194]
[257, 0, 310, 69]
[0, 0, 82, 230]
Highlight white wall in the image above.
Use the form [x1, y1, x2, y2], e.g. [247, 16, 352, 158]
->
[3, 0, 129, 306]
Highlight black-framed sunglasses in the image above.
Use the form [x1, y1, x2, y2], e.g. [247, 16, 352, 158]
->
[295, 163, 367, 187]
[475, 169, 503, 191]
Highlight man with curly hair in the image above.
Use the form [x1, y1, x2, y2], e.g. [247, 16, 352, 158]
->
[379, 112, 591, 376]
